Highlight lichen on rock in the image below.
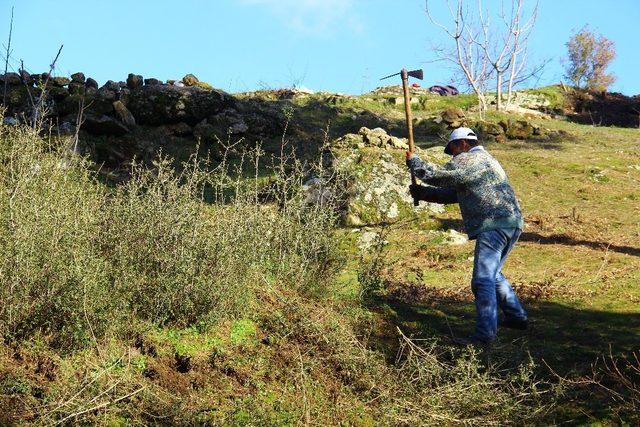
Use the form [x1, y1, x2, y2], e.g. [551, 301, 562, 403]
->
[334, 148, 445, 226]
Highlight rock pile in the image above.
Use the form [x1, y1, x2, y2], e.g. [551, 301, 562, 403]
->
[334, 127, 409, 150]
[416, 107, 559, 143]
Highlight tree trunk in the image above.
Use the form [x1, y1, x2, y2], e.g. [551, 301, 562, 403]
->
[496, 73, 502, 111]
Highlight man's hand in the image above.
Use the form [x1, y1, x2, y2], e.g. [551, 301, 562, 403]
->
[409, 184, 426, 201]
[405, 151, 416, 168]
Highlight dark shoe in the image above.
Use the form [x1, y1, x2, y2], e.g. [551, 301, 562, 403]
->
[500, 317, 528, 330]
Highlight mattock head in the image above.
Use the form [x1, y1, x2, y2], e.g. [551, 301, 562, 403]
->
[380, 68, 424, 81]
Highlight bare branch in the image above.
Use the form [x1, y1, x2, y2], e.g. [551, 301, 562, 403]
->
[3, 6, 14, 105]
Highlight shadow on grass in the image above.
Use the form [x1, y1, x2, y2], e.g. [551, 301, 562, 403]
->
[521, 231, 640, 257]
[383, 296, 640, 375]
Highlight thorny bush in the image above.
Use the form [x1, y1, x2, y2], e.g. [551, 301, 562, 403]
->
[0, 120, 341, 348]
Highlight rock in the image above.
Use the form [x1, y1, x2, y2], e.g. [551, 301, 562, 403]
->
[500, 119, 534, 139]
[3, 116, 18, 125]
[360, 127, 389, 147]
[334, 133, 364, 148]
[68, 81, 85, 95]
[70, 72, 85, 83]
[82, 114, 129, 136]
[440, 229, 468, 245]
[48, 86, 69, 101]
[1, 72, 21, 85]
[302, 177, 332, 205]
[58, 121, 76, 135]
[358, 231, 382, 251]
[162, 122, 192, 136]
[335, 150, 445, 225]
[229, 121, 248, 134]
[30, 73, 46, 83]
[389, 135, 409, 150]
[85, 78, 99, 90]
[193, 119, 216, 142]
[144, 78, 161, 86]
[532, 125, 547, 137]
[209, 109, 249, 135]
[126, 73, 143, 89]
[173, 81, 185, 88]
[103, 80, 121, 91]
[112, 100, 136, 127]
[474, 120, 505, 142]
[128, 85, 234, 126]
[440, 107, 466, 127]
[193, 81, 213, 90]
[96, 87, 116, 102]
[182, 74, 199, 86]
[51, 76, 70, 87]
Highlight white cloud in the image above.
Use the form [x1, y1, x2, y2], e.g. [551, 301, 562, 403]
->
[240, 0, 363, 36]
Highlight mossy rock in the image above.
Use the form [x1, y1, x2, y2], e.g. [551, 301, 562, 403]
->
[415, 118, 448, 136]
[440, 107, 466, 126]
[499, 119, 534, 140]
[473, 120, 505, 142]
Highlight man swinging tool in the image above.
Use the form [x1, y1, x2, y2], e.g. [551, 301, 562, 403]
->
[406, 127, 528, 345]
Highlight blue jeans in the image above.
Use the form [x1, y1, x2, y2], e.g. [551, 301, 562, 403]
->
[471, 228, 527, 342]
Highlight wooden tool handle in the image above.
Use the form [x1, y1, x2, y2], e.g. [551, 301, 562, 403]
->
[401, 69, 419, 206]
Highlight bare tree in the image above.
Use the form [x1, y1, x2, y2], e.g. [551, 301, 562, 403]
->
[477, 0, 539, 109]
[426, 0, 491, 111]
[426, 0, 542, 111]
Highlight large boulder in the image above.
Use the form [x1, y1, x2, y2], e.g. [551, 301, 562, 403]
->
[439, 107, 466, 127]
[113, 100, 136, 127]
[500, 119, 534, 139]
[85, 78, 99, 90]
[82, 114, 129, 136]
[127, 85, 235, 126]
[51, 77, 70, 87]
[182, 74, 199, 86]
[126, 73, 143, 90]
[70, 72, 85, 84]
[474, 120, 506, 143]
[334, 147, 446, 226]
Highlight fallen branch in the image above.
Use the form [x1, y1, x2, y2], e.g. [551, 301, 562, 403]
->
[55, 387, 144, 425]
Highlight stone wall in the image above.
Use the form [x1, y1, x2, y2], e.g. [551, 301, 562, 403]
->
[0, 72, 279, 140]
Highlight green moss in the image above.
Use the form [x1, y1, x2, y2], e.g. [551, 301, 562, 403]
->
[230, 319, 257, 346]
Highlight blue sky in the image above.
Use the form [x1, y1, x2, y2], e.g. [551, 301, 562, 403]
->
[2, 0, 639, 95]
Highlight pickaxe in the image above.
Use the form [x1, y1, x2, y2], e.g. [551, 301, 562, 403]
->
[380, 69, 424, 206]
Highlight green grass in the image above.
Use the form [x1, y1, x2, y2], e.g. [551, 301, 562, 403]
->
[1, 92, 639, 424]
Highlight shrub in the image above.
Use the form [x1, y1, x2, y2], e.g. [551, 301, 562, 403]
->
[0, 120, 340, 348]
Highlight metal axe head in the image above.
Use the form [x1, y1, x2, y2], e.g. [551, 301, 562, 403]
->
[380, 68, 424, 81]
[407, 69, 424, 80]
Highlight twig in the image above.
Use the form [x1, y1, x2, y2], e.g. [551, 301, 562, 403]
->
[2, 6, 13, 105]
[33, 44, 63, 128]
[55, 387, 144, 425]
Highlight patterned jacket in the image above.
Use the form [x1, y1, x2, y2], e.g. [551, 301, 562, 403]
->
[407, 146, 524, 238]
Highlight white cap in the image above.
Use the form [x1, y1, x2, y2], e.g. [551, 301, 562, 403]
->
[448, 127, 478, 142]
[445, 127, 478, 155]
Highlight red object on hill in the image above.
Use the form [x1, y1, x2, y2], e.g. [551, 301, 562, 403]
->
[412, 83, 421, 88]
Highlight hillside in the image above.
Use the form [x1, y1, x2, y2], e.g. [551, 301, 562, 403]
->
[0, 74, 639, 425]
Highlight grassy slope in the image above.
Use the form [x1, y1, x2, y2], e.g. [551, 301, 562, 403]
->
[2, 88, 639, 424]
[349, 112, 640, 419]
